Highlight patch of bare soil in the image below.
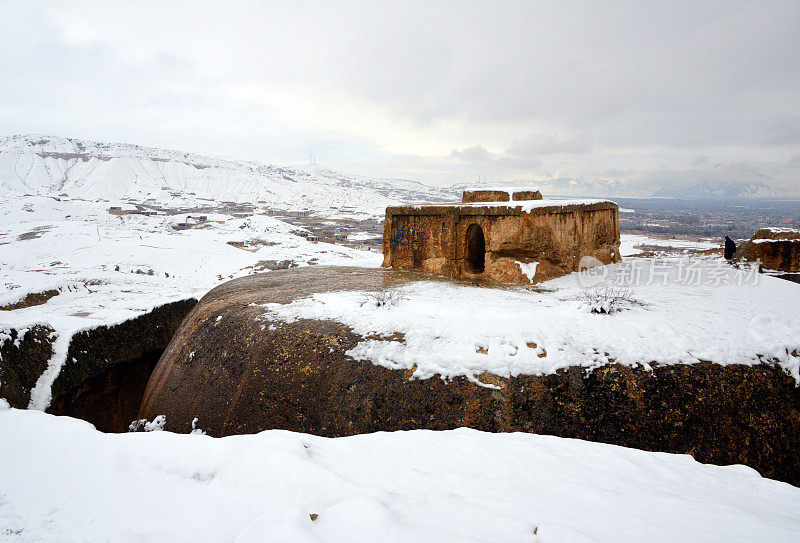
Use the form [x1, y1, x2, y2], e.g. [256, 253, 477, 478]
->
[15, 225, 53, 241]
[0, 289, 59, 311]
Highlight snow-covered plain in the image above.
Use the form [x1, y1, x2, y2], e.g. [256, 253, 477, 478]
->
[261, 258, 800, 385]
[1, 407, 799, 543]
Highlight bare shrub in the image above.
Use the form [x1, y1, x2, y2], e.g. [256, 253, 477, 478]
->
[581, 284, 637, 314]
[362, 289, 404, 308]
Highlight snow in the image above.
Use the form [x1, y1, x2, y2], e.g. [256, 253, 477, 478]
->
[516, 260, 539, 283]
[411, 199, 613, 212]
[516, 199, 612, 213]
[619, 233, 719, 256]
[763, 227, 800, 234]
[27, 332, 70, 410]
[260, 258, 800, 385]
[347, 231, 382, 241]
[753, 238, 800, 244]
[1, 407, 798, 542]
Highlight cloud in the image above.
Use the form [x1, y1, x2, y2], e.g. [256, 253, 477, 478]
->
[0, 1, 797, 189]
[506, 134, 592, 156]
[762, 118, 800, 146]
[449, 145, 495, 162]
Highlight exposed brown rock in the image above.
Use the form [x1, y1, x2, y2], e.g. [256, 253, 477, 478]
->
[0, 289, 59, 311]
[734, 228, 800, 272]
[0, 325, 54, 407]
[139, 267, 800, 486]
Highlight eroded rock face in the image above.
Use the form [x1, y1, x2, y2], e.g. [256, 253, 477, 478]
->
[0, 325, 54, 408]
[0, 299, 196, 432]
[139, 267, 800, 486]
[735, 228, 800, 272]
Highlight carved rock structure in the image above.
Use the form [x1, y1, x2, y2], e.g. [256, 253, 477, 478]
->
[734, 228, 800, 272]
[139, 267, 800, 486]
[382, 189, 620, 283]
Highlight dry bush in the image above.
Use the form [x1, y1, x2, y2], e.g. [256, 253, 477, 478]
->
[581, 284, 638, 314]
[362, 289, 405, 308]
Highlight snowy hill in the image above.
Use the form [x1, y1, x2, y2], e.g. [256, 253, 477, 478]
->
[0, 135, 456, 216]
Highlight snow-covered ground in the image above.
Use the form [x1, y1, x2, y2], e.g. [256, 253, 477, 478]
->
[619, 233, 719, 256]
[260, 257, 800, 385]
[1, 406, 798, 543]
[0, 194, 380, 409]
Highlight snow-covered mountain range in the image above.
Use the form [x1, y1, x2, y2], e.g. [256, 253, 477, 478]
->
[0, 135, 456, 216]
[2, 134, 793, 214]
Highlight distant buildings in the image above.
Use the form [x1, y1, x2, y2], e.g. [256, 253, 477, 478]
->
[108, 206, 158, 216]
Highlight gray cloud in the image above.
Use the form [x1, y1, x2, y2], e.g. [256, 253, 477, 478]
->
[0, 1, 798, 189]
[449, 145, 495, 162]
[762, 118, 800, 146]
[506, 134, 592, 157]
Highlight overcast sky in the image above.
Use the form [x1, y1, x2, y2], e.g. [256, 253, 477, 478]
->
[1, 0, 798, 190]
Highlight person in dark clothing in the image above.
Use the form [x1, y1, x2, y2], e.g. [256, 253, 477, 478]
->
[724, 236, 736, 260]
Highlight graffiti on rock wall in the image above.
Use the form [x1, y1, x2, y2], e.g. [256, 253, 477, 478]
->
[391, 217, 425, 251]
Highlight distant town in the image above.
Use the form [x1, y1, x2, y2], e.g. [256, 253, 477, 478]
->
[616, 197, 800, 243]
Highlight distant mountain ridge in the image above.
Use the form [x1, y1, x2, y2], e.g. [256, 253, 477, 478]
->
[0, 135, 457, 216]
[650, 181, 795, 199]
[3, 135, 793, 209]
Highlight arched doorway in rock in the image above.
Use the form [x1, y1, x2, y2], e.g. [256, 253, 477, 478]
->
[465, 224, 485, 273]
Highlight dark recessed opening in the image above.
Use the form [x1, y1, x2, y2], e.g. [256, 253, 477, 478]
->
[466, 224, 485, 273]
[46, 349, 164, 433]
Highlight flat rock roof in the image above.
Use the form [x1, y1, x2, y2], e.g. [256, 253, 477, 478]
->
[387, 198, 618, 216]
